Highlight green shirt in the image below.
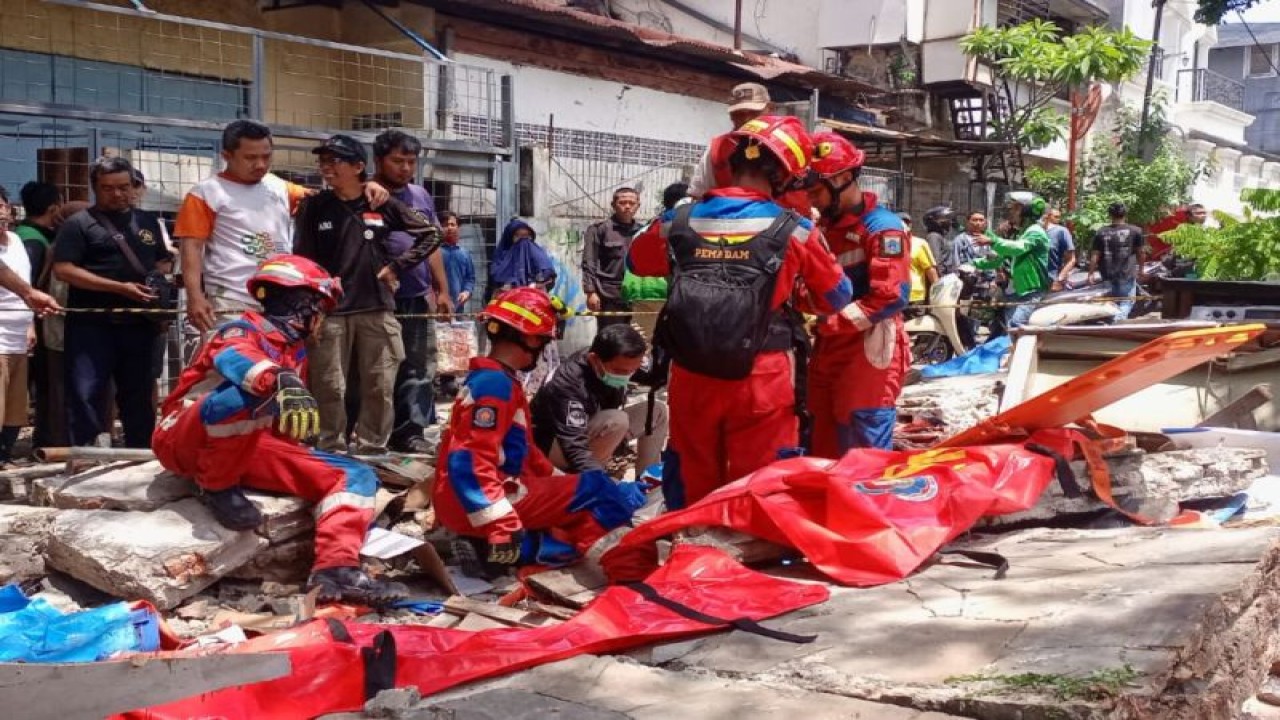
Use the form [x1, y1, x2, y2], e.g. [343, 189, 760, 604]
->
[976, 222, 1051, 295]
[622, 269, 667, 302]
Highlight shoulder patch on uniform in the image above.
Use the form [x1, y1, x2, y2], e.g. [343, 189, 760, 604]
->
[566, 400, 588, 429]
[881, 233, 905, 258]
[219, 326, 248, 339]
[472, 405, 499, 429]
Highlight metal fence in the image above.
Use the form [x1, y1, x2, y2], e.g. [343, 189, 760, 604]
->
[0, 0, 516, 394]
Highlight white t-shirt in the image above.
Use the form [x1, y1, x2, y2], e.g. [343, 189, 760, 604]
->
[0, 231, 33, 354]
[174, 172, 306, 304]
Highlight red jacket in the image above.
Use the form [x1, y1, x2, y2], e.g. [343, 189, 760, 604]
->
[435, 357, 556, 539]
[811, 192, 912, 336]
[628, 188, 851, 313]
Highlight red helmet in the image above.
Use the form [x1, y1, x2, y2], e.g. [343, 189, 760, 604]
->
[247, 255, 344, 312]
[729, 115, 814, 181]
[810, 131, 865, 177]
[481, 287, 557, 338]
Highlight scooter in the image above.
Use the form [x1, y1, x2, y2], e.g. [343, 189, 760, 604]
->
[905, 267, 992, 365]
[1028, 261, 1165, 326]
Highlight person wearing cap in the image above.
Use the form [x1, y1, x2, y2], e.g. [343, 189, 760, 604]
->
[689, 84, 814, 217]
[975, 191, 1051, 329]
[1087, 202, 1146, 321]
[629, 116, 851, 509]
[293, 134, 443, 454]
[175, 120, 389, 334]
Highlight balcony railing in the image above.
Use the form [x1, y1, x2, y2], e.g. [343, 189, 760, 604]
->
[1177, 68, 1245, 111]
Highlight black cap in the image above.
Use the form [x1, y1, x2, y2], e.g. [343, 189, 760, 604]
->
[312, 134, 367, 164]
[1107, 202, 1127, 218]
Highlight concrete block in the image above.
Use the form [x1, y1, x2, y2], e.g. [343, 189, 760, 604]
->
[31, 460, 196, 512]
[226, 537, 314, 583]
[44, 498, 267, 609]
[0, 505, 58, 583]
[244, 491, 313, 544]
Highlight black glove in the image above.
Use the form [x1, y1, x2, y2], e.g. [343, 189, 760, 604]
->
[486, 530, 525, 566]
[275, 371, 319, 443]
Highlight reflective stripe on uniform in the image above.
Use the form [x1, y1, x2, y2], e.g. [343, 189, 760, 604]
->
[840, 303, 873, 331]
[205, 416, 274, 438]
[467, 497, 515, 527]
[242, 359, 277, 392]
[838, 249, 866, 267]
[314, 490, 377, 518]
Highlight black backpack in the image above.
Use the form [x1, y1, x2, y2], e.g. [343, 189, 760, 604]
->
[654, 203, 799, 380]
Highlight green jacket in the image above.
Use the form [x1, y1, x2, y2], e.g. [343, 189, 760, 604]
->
[622, 269, 667, 302]
[976, 222, 1051, 296]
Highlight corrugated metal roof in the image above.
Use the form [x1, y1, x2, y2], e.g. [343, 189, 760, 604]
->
[414, 0, 880, 95]
[1214, 22, 1280, 50]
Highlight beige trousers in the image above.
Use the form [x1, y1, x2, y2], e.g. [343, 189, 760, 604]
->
[550, 398, 668, 476]
[306, 311, 405, 452]
[0, 354, 29, 427]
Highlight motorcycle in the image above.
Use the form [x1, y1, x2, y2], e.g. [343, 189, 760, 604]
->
[1028, 261, 1165, 326]
[905, 265, 993, 365]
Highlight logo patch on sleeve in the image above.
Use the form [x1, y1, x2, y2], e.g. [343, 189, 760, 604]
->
[881, 234, 904, 258]
[472, 405, 498, 429]
[566, 400, 588, 429]
[219, 326, 248, 339]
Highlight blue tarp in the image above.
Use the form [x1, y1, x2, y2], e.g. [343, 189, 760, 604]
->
[920, 335, 1013, 379]
[0, 584, 159, 662]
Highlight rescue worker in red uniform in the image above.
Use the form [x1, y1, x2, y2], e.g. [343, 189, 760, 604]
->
[803, 132, 912, 455]
[434, 287, 646, 578]
[153, 256, 409, 606]
[629, 116, 853, 510]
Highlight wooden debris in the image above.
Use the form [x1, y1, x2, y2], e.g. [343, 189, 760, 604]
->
[525, 565, 606, 609]
[454, 613, 510, 631]
[524, 601, 577, 621]
[443, 596, 552, 628]
[411, 543, 458, 595]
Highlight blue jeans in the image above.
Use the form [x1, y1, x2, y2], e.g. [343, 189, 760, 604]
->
[1109, 277, 1137, 321]
[1004, 291, 1045, 329]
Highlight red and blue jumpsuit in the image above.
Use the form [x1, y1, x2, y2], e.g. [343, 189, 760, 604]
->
[806, 192, 912, 455]
[152, 312, 378, 571]
[434, 357, 644, 565]
[629, 188, 852, 509]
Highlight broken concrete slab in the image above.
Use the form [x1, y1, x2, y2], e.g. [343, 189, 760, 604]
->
[31, 460, 196, 512]
[244, 491, 313, 544]
[226, 536, 314, 583]
[672, 526, 1280, 720]
[0, 505, 57, 583]
[983, 446, 1268, 527]
[427, 655, 965, 720]
[44, 498, 267, 609]
[898, 375, 1003, 437]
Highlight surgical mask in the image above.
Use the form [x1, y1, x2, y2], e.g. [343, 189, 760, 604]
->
[599, 371, 630, 390]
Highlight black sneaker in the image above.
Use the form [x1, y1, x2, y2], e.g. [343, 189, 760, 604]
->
[202, 486, 263, 531]
[450, 535, 507, 580]
[307, 566, 410, 606]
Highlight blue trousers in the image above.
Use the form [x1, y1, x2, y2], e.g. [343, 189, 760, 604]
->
[391, 296, 437, 443]
[64, 318, 160, 447]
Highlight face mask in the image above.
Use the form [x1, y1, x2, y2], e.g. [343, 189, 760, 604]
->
[599, 371, 630, 390]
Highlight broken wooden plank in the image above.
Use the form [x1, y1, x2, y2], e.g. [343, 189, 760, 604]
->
[1199, 384, 1273, 430]
[999, 334, 1039, 412]
[0, 653, 291, 720]
[525, 600, 578, 621]
[411, 543, 459, 596]
[525, 565, 606, 609]
[454, 613, 510, 631]
[442, 595, 549, 628]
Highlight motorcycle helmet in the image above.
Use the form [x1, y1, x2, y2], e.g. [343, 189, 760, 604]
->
[923, 205, 956, 234]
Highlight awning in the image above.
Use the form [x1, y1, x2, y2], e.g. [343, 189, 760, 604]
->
[820, 119, 1015, 164]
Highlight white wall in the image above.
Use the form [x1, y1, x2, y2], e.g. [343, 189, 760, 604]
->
[610, 0, 825, 69]
[454, 53, 726, 145]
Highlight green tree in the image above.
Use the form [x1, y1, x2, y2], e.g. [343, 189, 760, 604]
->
[1162, 189, 1280, 281]
[1026, 97, 1202, 238]
[959, 20, 1152, 150]
[1195, 1, 1264, 25]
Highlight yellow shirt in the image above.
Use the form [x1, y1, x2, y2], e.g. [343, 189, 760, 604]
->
[909, 236, 936, 303]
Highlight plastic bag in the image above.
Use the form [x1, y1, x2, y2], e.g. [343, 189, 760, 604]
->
[0, 584, 160, 662]
[435, 320, 478, 376]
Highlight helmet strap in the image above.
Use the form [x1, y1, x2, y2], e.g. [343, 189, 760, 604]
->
[819, 172, 856, 219]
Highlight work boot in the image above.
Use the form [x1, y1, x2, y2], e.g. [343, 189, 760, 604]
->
[201, 486, 263, 531]
[307, 566, 410, 606]
[450, 535, 508, 580]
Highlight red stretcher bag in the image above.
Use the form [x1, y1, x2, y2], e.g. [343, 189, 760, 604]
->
[602, 430, 1074, 586]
